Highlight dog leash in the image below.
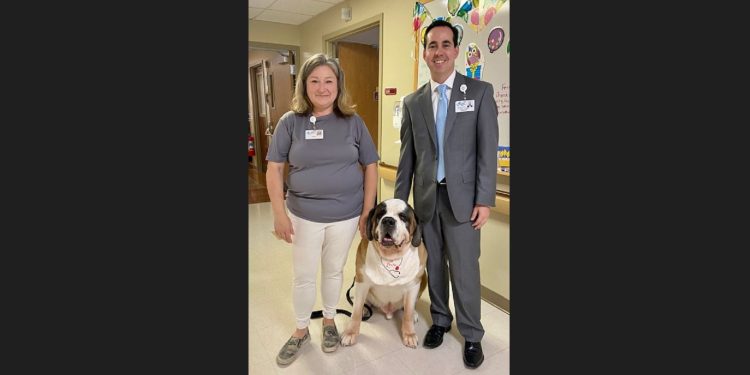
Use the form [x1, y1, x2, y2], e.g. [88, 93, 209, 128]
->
[309, 277, 373, 321]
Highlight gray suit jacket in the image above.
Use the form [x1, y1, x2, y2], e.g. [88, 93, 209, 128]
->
[395, 72, 499, 224]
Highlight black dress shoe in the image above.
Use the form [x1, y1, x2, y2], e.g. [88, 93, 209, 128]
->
[463, 341, 484, 369]
[423, 324, 450, 348]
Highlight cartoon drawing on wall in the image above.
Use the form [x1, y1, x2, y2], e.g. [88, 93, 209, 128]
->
[412, 2, 431, 32]
[449, 0, 475, 22]
[465, 43, 484, 80]
[487, 26, 504, 53]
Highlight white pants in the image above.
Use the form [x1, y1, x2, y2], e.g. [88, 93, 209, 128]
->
[288, 211, 359, 329]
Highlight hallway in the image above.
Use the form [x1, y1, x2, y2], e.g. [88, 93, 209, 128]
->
[249, 202, 510, 374]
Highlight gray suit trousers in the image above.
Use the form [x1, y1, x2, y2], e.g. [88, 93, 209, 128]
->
[422, 184, 484, 342]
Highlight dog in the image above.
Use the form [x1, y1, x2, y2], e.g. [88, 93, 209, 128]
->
[340, 198, 428, 348]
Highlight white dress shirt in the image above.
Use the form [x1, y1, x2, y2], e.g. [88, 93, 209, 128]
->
[429, 70, 457, 123]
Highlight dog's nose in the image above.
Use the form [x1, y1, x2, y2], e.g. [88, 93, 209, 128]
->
[382, 217, 396, 227]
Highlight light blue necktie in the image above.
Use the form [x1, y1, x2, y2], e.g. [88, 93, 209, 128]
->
[436, 84, 448, 182]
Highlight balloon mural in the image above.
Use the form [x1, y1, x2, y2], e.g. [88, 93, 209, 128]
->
[487, 26, 505, 53]
[445, 0, 506, 33]
[415, 0, 507, 37]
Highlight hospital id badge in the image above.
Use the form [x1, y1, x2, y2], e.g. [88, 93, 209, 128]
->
[455, 100, 475, 112]
[305, 129, 324, 139]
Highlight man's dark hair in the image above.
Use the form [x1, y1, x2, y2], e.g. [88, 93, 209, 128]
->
[423, 19, 458, 48]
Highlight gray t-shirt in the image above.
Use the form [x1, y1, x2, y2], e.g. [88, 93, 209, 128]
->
[266, 111, 380, 223]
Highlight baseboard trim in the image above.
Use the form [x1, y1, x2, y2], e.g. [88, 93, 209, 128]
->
[481, 286, 510, 314]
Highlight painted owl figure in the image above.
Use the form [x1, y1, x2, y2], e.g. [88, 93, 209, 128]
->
[465, 42, 483, 80]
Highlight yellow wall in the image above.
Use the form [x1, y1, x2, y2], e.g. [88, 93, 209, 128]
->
[248, 20, 300, 46]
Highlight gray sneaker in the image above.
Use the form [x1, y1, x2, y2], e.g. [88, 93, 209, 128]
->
[322, 324, 340, 353]
[276, 331, 310, 366]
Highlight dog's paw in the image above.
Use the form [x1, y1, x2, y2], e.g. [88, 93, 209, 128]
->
[340, 331, 359, 346]
[402, 332, 418, 348]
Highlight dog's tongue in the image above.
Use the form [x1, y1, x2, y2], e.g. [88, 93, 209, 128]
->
[381, 237, 395, 247]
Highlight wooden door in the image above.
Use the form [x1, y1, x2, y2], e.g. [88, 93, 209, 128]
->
[266, 60, 293, 138]
[337, 42, 379, 149]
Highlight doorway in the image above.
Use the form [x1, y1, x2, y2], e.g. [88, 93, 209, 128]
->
[326, 17, 382, 152]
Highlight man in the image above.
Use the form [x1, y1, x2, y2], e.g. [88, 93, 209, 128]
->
[395, 20, 498, 369]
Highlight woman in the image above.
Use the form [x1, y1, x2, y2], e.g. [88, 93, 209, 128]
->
[265, 53, 379, 366]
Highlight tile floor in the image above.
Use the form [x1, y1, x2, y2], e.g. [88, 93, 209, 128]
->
[250, 202, 509, 374]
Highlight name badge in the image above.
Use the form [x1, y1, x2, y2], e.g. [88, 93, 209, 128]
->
[455, 100, 475, 113]
[305, 129, 324, 139]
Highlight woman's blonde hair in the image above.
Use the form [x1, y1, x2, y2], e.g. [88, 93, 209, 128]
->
[291, 53, 356, 116]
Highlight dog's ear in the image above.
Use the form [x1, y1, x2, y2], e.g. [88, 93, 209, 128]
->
[408, 205, 422, 247]
[366, 205, 377, 241]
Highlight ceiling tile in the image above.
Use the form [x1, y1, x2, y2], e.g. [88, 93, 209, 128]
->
[248, 0, 275, 8]
[255, 9, 313, 25]
[248, 7, 264, 19]
[270, 0, 337, 16]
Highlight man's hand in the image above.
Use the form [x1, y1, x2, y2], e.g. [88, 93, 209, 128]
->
[470, 205, 490, 230]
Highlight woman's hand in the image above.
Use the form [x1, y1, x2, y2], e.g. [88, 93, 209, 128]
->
[273, 214, 294, 243]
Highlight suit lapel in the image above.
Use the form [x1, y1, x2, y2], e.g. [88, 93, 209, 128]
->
[444, 73, 465, 140]
[417, 83, 437, 151]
